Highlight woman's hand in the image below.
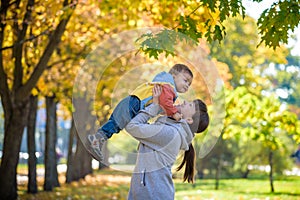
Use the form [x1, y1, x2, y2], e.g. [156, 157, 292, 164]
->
[152, 84, 162, 105]
[173, 112, 183, 121]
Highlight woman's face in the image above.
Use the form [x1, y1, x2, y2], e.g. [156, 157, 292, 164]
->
[176, 100, 196, 121]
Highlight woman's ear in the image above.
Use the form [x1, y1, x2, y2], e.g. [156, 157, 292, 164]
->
[186, 117, 193, 124]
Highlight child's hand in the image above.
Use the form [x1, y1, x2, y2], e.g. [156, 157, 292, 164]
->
[152, 84, 162, 105]
[173, 112, 183, 121]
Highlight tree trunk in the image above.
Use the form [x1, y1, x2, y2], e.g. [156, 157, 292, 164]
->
[66, 121, 93, 182]
[242, 168, 250, 179]
[0, 1, 76, 198]
[44, 96, 60, 191]
[269, 150, 275, 193]
[27, 95, 38, 193]
[0, 99, 30, 200]
[66, 97, 94, 183]
[66, 118, 76, 183]
[215, 154, 222, 190]
[215, 133, 224, 190]
[72, 134, 93, 181]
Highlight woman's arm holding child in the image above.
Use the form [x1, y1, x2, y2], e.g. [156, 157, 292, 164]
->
[125, 85, 178, 148]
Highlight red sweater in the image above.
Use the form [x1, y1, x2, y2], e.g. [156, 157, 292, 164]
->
[159, 84, 178, 116]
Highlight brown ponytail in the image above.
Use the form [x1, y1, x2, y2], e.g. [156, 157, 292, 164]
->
[176, 143, 195, 183]
[177, 99, 209, 183]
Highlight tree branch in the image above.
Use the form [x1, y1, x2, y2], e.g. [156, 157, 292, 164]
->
[46, 56, 76, 70]
[15, 0, 77, 101]
[12, 0, 34, 91]
[172, 3, 203, 30]
[0, 29, 50, 51]
[0, 0, 17, 13]
[0, 0, 13, 117]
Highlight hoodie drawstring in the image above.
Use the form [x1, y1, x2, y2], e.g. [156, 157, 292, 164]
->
[140, 169, 146, 186]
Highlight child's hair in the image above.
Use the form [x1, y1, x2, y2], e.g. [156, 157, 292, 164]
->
[177, 99, 209, 183]
[169, 64, 193, 78]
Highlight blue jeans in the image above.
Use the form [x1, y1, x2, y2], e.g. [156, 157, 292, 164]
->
[100, 95, 140, 138]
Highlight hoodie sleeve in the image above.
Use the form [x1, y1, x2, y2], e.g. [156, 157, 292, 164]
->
[125, 104, 181, 150]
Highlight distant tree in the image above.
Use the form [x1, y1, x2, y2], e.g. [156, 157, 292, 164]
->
[196, 86, 300, 191]
[225, 87, 300, 192]
[251, 94, 299, 192]
[209, 16, 288, 89]
[270, 53, 300, 107]
[68, 96, 94, 182]
[43, 96, 60, 191]
[27, 94, 38, 193]
[0, 1, 76, 199]
[66, 118, 76, 183]
[139, 0, 300, 58]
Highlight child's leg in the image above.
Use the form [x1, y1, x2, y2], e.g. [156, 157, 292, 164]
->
[99, 95, 140, 138]
[88, 95, 140, 161]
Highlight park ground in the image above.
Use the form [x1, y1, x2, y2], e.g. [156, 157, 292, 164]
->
[17, 165, 300, 200]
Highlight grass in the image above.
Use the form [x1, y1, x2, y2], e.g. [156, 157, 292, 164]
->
[18, 169, 131, 200]
[17, 168, 300, 200]
[174, 177, 300, 200]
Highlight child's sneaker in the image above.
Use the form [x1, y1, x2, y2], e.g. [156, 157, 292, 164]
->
[87, 130, 107, 162]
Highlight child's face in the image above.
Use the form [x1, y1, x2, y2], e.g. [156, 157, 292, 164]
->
[173, 72, 193, 93]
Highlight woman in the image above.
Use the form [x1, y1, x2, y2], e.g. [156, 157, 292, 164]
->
[125, 85, 209, 200]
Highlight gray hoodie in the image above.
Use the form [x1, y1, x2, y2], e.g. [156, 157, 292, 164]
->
[125, 103, 195, 200]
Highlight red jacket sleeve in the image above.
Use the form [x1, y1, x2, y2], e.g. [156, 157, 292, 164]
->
[159, 84, 178, 116]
